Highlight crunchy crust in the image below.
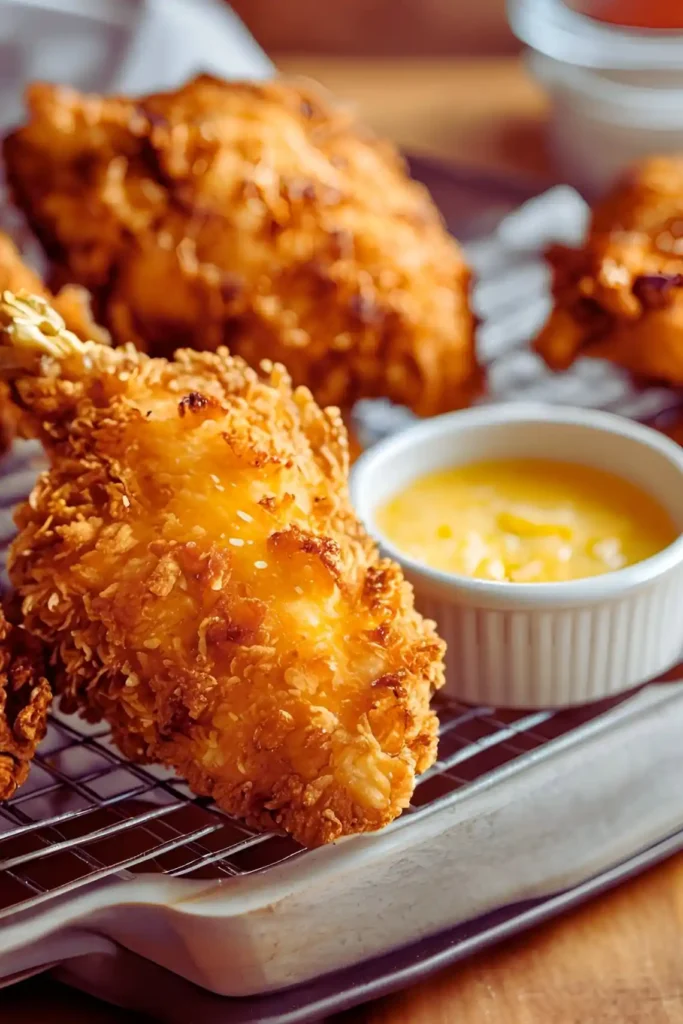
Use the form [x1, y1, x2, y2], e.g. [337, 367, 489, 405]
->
[535, 157, 683, 383]
[4, 75, 479, 416]
[0, 231, 105, 453]
[0, 604, 51, 801]
[0, 292, 444, 847]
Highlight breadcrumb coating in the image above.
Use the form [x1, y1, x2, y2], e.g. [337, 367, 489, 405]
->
[0, 231, 105, 451]
[0, 291, 444, 846]
[535, 157, 683, 383]
[0, 604, 51, 801]
[4, 75, 479, 416]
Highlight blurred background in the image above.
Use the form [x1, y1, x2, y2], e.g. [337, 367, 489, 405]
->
[227, 0, 546, 196]
[230, 0, 683, 196]
[230, 0, 516, 56]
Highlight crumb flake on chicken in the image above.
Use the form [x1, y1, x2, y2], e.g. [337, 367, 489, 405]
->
[0, 604, 51, 801]
[535, 157, 683, 383]
[0, 291, 444, 846]
[0, 230, 106, 451]
[4, 75, 479, 416]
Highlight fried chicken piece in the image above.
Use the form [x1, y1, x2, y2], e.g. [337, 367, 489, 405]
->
[4, 75, 479, 416]
[0, 232, 95, 324]
[535, 157, 683, 383]
[0, 291, 444, 847]
[0, 231, 105, 452]
[0, 385, 14, 455]
[0, 604, 51, 801]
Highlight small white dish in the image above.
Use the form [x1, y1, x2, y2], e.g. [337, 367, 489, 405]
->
[351, 403, 683, 708]
[528, 51, 683, 193]
[509, 0, 683, 192]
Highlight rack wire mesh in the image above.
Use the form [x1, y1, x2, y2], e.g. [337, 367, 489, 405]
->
[0, 681, 629, 920]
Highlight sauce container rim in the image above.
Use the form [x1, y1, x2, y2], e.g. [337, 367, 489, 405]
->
[350, 402, 683, 609]
[509, 0, 683, 71]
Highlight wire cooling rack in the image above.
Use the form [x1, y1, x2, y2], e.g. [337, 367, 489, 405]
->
[0, 688, 627, 921]
[0, 438, 593, 918]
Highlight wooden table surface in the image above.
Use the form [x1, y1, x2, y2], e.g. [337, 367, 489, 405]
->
[281, 55, 551, 180]
[5, 54, 683, 1024]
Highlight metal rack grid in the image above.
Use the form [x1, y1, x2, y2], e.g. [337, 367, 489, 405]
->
[0, 426, 640, 927]
[0, 691, 628, 920]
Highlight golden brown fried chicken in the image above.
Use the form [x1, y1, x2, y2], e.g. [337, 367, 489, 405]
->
[4, 75, 479, 416]
[0, 291, 444, 846]
[0, 231, 105, 451]
[535, 157, 683, 383]
[0, 231, 105, 344]
[0, 605, 51, 801]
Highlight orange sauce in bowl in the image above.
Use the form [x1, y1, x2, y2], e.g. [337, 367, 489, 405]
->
[566, 1, 683, 30]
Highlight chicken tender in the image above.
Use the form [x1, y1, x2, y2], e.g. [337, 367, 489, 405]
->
[4, 75, 478, 416]
[0, 231, 105, 451]
[0, 604, 51, 801]
[0, 291, 444, 846]
[535, 157, 683, 383]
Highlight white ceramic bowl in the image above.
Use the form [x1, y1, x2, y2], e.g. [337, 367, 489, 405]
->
[528, 51, 683, 194]
[509, 0, 683, 192]
[351, 404, 683, 708]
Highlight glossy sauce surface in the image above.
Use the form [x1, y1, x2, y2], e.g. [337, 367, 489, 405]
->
[566, 1, 683, 29]
[377, 459, 679, 583]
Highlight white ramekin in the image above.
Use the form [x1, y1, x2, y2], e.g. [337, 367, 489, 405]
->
[351, 404, 683, 708]
[509, 0, 683, 192]
[528, 52, 683, 194]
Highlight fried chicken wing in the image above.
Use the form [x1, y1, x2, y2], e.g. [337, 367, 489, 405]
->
[0, 604, 51, 801]
[4, 75, 479, 416]
[535, 157, 683, 383]
[0, 231, 105, 451]
[0, 291, 444, 846]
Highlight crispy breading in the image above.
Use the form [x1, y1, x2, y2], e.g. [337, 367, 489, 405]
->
[0, 604, 51, 801]
[0, 231, 105, 451]
[535, 157, 683, 383]
[4, 75, 479, 416]
[0, 291, 444, 847]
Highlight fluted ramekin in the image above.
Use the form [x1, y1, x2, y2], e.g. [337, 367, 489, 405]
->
[351, 403, 683, 708]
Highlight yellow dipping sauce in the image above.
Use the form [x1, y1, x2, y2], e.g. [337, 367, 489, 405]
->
[377, 459, 679, 583]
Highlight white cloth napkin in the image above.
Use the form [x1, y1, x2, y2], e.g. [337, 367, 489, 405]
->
[0, 0, 272, 131]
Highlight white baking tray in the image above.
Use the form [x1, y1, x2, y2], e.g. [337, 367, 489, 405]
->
[0, 678, 681, 1000]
